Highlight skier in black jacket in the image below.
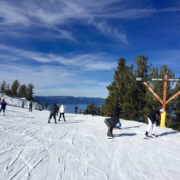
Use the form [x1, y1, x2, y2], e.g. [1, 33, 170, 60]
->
[145, 108, 164, 137]
[48, 103, 58, 124]
[104, 103, 121, 138]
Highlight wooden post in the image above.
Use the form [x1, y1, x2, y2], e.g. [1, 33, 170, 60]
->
[143, 82, 163, 104]
[137, 75, 180, 128]
[166, 91, 180, 105]
[162, 75, 168, 110]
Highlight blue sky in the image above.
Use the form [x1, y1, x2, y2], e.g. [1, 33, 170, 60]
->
[0, 0, 179, 98]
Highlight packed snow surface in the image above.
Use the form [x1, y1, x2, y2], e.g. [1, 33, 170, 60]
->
[0, 105, 180, 180]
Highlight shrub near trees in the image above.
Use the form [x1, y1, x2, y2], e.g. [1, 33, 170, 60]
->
[101, 56, 180, 130]
[85, 102, 100, 115]
[0, 80, 34, 101]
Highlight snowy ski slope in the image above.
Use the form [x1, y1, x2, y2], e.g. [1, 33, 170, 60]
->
[0, 105, 180, 180]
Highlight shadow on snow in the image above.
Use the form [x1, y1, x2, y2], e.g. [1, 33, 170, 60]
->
[159, 131, 179, 137]
[114, 133, 137, 137]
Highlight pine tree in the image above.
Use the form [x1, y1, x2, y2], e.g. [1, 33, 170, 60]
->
[86, 102, 98, 115]
[102, 58, 137, 120]
[26, 83, 34, 100]
[5, 83, 12, 96]
[134, 56, 151, 120]
[0, 81, 7, 93]
[11, 80, 20, 97]
[18, 84, 27, 98]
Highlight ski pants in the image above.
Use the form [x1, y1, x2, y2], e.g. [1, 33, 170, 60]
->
[0, 108, 5, 113]
[104, 118, 115, 136]
[59, 113, 65, 121]
[48, 113, 57, 123]
[146, 117, 156, 134]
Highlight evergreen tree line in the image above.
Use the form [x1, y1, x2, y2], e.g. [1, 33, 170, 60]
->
[0, 80, 34, 101]
[100, 56, 180, 130]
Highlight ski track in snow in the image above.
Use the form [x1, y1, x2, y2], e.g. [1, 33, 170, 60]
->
[0, 106, 180, 180]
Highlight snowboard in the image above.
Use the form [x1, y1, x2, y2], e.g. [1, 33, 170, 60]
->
[106, 136, 114, 141]
[144, 135, 159, 139]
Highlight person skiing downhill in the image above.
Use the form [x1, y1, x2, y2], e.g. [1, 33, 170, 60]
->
[145, 108, 164, 137]
[104, 103, 121, 138]
[48, 103, 58, 124]
[0, 99, 7, 116]
[58, 104, 66, 121]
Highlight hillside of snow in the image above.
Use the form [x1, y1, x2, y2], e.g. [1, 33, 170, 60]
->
[0, 104, 180, 180]
[0, 94, 40, 110]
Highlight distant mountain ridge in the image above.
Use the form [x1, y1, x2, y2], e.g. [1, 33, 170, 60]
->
[34, 96, 105, 106]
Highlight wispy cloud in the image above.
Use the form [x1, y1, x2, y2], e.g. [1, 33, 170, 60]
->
[2, 0, 179, 43]
[0, 44, 116, 71]
[0, 61, 109, 97]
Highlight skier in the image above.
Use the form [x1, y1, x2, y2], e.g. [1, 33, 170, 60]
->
[0, 99, 7, 116]
[56, 104, 59, 116]
[145, 108, 164, 137]
[58, 104, 66, 121]
[29, 101, 33, 112]
[75, 106, 78, 113]
[104, 103, 121, 138]
[22, 100, 25, 108]
[48, 103, 58, 124]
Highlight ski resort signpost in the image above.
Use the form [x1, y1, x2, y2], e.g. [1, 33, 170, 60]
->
[136, 75, 180, 127]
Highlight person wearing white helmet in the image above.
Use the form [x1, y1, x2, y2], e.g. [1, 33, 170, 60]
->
[145, 108, 165, 137]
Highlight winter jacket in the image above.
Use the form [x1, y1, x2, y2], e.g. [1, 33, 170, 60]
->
[50, 103, 58, 114]
[1, 101, 7, 109]
[105, 117, 117, 127]
[148, 110, 160, 123]
[59, 105, 64, 113]
[29, 102, 32, 108]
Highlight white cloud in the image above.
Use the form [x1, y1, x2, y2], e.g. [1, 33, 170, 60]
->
[0, 44, 117, 71]
[0, 62, 109, 97]
[0, 44, 113, 97]
[1, 1, 179, 42]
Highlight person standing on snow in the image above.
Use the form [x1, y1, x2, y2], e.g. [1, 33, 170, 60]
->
[0, 99, 7, 116]
[55, 104, 59, 116]
[145, 108, 164, 137]
[75, 106, 78, 113]
[22, 100, 25, 108]
[29, 101, 33, 112]
[104, 103, 121, 138]
[58, 104, 66, 121]
[48, 103, 58, 124]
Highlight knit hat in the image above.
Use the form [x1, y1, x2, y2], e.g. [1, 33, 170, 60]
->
[160, 108, 165, 113]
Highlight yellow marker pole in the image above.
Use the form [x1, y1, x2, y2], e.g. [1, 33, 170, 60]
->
[160, 112, 166, 127]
